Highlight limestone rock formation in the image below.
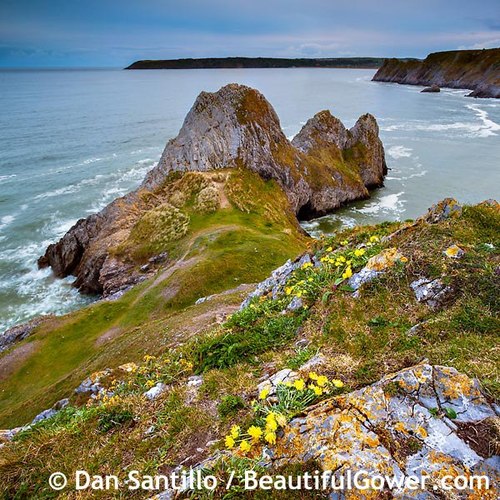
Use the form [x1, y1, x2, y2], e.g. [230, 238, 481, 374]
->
[373, 48, 500, 98]
[39, 84, 387, 295]
[188, 363, 499, 499]
[272, 363, 500, 498]
[145, 84, 386, 215]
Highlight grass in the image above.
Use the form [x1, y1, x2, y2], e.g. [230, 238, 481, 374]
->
[0, 201, 498, 498]
[0, 168, 307, 428]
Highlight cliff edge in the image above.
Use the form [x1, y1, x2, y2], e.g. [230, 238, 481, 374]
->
[38, 84, 386, 296]
[372, 48, 500, 98]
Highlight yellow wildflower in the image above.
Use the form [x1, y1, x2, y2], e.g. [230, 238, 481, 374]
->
[296, 291, 302, 298]
[259, 387, 270, 400]
[309, 384, 323, 396]
[230, 425, 240, 439]
[326, 246, 333, 252]
[340, 240, 348, 245]
[301, 262, 313, 269]
[266, 412, 277, 424]
[265, 419, 278, 432]
[317, 375, 328, 387]
[309, 371, 319, 380]
[369, 235, 380, 243]
[308, 277, 313, 282]
[239, 440, 252, 453]
[332, 379, 344, 388]
[342, 267, 353, 279]
[354, 248, 365, 257]
[339, 255, 346, 262]
[293, 379, 306, 391]
[248, 425, 263, 442]
[225, 435, 235, 449]
[264, 431, 277, 445]
[400, 256, 408, 263]
[285, 287, 292, 295]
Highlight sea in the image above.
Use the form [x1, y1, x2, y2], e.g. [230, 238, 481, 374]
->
[0, 68, 499, 333]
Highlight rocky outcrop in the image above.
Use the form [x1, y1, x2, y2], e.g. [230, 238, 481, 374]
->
[0, 317, 45, 353]
[272, 363, 500, 498]
[144, 84, 386, 215]
[39, 84, 386, 296]
[176, 363, 499, 499]
[421, 84, 440, 93]
[373, 48, 500, 98]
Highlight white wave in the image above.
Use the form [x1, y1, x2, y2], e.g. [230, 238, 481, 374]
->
[383, 104, 500, 138]
[51, 219, 78, 237]
[82, 157, 102, 165]
[0, 174, 16, 183]
[466, 104, 500, 137]
[405, 169, 428, 179]
[357, 192, 405, 215]
[0, 215, 15, 232]
[387, 145, 412, 159]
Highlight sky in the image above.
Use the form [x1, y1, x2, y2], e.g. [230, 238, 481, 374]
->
[0, 0, 499, 68]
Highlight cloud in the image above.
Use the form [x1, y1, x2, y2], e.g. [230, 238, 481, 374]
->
[458, 38, 500, 49]
[1, 0, 500, 66]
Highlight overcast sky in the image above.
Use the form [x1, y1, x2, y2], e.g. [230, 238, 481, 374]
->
[1, 0, 499, 67]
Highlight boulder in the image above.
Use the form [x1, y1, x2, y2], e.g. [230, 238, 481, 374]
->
[421, 84, 441, 93]
[443, 244, 465, 259]
[31, 398, 69, 425]
[257, 369, 299, 397]
[144, 383, 167, 401]
[422, 198, 462, 223]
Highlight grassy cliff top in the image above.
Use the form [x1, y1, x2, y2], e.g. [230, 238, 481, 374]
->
[0, 168, 308, 428]
[0, 199, 498, 498]
[373, 48, 500, 97]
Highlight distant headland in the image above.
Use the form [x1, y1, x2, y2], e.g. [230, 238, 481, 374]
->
[373, 48, 500, 98]
[125, 56, 388, 70]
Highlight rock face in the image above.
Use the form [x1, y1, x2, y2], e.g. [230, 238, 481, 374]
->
[273, 363, 500, 498]
[373, 48, 500, 98]
[145, 84, 386, 215]
[39, 84, 387, 296]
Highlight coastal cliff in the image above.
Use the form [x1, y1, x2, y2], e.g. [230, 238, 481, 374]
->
[38, 84, 387, 297]
[1, 199, 499, 498]
[372, 48, 500, 98]
[125, 56, 385, 70]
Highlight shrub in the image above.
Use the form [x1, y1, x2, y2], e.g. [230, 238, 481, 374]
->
[218, 395, 245, 419]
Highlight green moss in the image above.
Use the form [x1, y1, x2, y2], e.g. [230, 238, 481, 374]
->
[0, 168, 307, 428]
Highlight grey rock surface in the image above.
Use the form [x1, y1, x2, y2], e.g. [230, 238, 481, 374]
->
[411, 277, 453, 309]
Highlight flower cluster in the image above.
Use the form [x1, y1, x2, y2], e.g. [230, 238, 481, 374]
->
[283, 235, 382, 302]
[224, 372, 344, 455]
